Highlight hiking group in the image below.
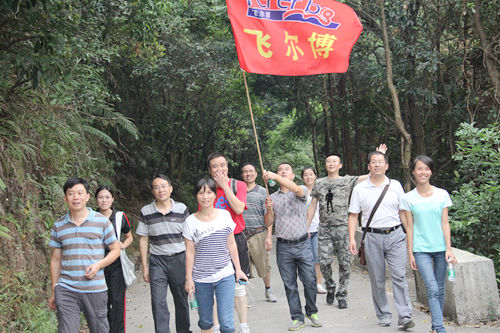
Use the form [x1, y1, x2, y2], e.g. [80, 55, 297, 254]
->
[49, 147, 456, 333]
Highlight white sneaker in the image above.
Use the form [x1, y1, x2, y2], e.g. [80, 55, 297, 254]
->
[265, 289, 278, 302]
[239, 324, 251, 333]
[317, 284, 327, 294]
[213, 325, 220, 333]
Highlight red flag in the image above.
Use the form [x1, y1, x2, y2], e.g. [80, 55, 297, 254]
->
[226, 0, 363, 76]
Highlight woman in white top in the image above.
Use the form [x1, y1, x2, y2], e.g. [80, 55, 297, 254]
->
[302, 167, 326, 294]
[184, 177, 248, 333]
[402, 155, 457, 333]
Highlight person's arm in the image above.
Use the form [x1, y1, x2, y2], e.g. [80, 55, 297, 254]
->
[139, 236, 150, 283]
[348, 213, 359, 255]
[227, 233, 248, 282]
[264, 197, 274, 228]
[213, 173, 246, 214]
[121, 232, 133, 249]
[356, 144, 388, 184]
[441, 207, 457, 264]
[121, 213, 133, 249]
[48, 248, 62, 310]
[399, 209, 408, 232]
[403, 210, 417, 270]
[307, 197, 318, 227]
[263, 171, 305, 197]
[184, 238, 196, 294]
[85, 240, 120, 279]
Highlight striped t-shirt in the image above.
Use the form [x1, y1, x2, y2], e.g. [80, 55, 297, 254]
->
[136, 199, 189, 255]
[49, 208, 117, 293]
[242, 185, 267, 229]
[183, 210, 235, 283]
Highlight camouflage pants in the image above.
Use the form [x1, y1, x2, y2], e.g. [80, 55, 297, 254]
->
[318, 225, 351, 301]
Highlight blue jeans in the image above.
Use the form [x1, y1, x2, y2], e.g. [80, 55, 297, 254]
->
[276, 238, 318, 321]
[195, 275, 235, 333]
[414, 251, 447, 333]
[309, 232, 319, 263]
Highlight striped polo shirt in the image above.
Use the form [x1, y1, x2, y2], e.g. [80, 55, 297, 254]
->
[242, 185, 267, 229]
[49, 208, 117, 293]
[136, 199, 189, 255]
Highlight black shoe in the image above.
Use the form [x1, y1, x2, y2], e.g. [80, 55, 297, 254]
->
[326, 291, 335, 304]
[338, 299, 348, 309]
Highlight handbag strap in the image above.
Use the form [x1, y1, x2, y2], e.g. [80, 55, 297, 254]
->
[360, 180, 391, 243]
[115, 211, 123, 241]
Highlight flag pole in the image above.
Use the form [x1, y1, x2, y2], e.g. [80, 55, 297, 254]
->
[242, 71, 273, 214]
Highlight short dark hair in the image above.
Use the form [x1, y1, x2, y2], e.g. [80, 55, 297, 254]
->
[240, 162, 257, 173]
[301, 166, 317, 178]
[412, 155, 434, 172]
[326, 153, 343, 164]
[195, 177, 217, 195]
[95, 185, 114, 199]
[151, 173, 171, 188]
[207, 152, 227, 170]
[277, 161, 293, 172]
[63, 177, 90, 194]
[367, 151, 388, 164]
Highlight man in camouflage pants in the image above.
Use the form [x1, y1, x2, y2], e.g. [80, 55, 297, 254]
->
[307, 145, 386, 309]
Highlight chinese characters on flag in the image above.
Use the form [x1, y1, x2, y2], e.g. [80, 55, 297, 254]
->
[226, 0, 363, 76]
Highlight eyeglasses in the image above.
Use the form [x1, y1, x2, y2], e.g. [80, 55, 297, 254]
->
[153, 184, 170, 191]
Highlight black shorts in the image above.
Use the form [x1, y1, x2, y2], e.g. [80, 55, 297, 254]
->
[234, 232, 251, 277]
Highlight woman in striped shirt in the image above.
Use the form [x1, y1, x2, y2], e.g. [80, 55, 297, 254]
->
[184, 177, 248, 333]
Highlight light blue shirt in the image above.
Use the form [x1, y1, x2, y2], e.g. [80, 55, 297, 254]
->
[401, 187, 452, 253]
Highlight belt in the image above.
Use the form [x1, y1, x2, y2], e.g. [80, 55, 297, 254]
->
[243, 226, 266, 239]
[362, 224, 401, 234]
[277, 234, 308, 245]
[165, 251, 185, 257]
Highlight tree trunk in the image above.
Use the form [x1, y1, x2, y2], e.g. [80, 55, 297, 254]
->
[327, 75, 340, 155]
[305, 100, 320, 174]
[473, 0, 500, 103]
[377, 0, 413, 190]
[338, 75, 353, 174]
[354, 120, 362, 173]
[408, 95, 425, 155]
[322, 77, 332, 155]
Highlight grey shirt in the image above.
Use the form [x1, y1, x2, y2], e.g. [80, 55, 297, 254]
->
[270, 185, 308, 240]
[242, 185, 267, 229]
[136, 199, 189, 255]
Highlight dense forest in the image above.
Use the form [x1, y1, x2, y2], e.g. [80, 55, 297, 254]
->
[0, 0, 498, 331]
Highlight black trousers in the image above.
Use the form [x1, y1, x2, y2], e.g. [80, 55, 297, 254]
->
[104, 260, 126, 333]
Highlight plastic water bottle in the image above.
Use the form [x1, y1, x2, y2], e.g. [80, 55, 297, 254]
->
[189, 292, 198, 309]
[268, 179, 276, 187]
[447, 262, 456, 282]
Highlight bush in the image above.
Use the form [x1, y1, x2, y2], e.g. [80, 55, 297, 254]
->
[449, 122, 500, 287]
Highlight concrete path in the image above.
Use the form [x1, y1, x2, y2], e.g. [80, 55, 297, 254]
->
[125, 240, 498, 333]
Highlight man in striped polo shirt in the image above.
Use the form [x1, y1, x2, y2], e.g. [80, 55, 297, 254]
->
[137, 174, 191, 333]
[240, 162, 277, 303]
[49, 177, 121, 333]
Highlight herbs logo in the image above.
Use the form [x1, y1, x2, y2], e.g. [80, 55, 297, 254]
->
[246, 0, 341, 30]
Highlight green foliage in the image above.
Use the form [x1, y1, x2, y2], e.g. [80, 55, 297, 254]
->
[264, 110, 315, 174]
[449, 122, 500, 286]
[0, 271, 57, 332]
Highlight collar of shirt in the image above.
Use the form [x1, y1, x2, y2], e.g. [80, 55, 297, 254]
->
[154, 199, 174, 215]
[366, 176, 390, 188]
